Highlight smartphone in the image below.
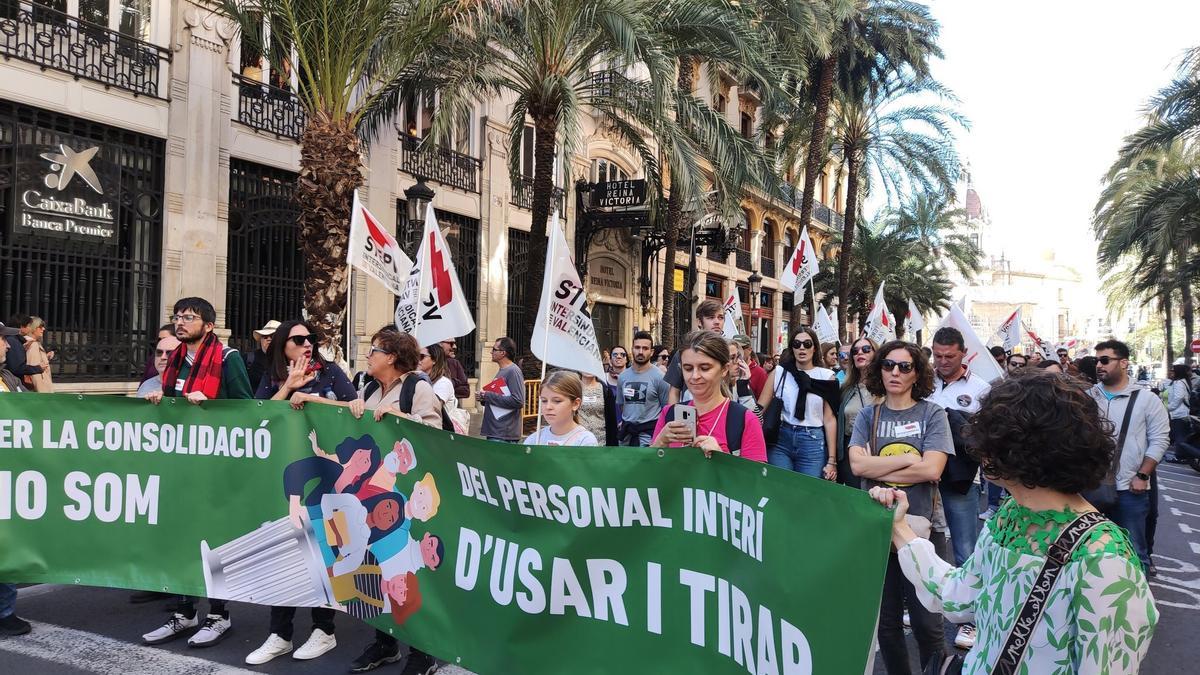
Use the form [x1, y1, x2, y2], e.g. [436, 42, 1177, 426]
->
[673, 404, 697, 438]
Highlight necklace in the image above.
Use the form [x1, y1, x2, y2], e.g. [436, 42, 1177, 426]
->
[698, 399, 730, 438]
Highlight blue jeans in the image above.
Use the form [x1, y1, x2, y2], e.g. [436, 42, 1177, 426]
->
[768, 424, 826, 478]
[939, 483, 981, 566]
[0, 583, 16, 619]
[1109, 489, 1152, 568]
[985, 479, 1005, 510]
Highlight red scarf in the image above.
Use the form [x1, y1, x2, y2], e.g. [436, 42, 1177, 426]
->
[162, 332, 225, 399]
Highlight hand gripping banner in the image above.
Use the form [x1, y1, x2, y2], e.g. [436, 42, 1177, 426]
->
[0, 394, 890, 674]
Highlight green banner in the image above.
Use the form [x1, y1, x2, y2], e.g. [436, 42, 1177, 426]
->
[0, 393, 890, 674]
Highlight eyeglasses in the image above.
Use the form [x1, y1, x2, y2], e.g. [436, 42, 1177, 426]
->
[656, 354, 670, 361]
[288, 335, 315, 347]
[1007, 359, 1027, 366]
[1096, 356, 1123, 365]
[155, 349, 173, 357]
[850, 345, 873, 356]
[880, 359, 915, 374]
[791, 339, 815, 350]
[170, 313, 202, 324]
[420, 352, 431, 359]
[611, 352, 627, 359]
[368, 346, 390, 357]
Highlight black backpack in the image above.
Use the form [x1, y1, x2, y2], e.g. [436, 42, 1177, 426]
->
[940, 407, 980, 494]
[363, 373, 455, 433]
[662, 402, 749, 456]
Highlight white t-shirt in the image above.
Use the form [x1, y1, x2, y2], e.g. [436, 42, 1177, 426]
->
[523, 425, 599, 447]
[929, 370, 991, 414]
[772, 366, 836, 426]
[431, 375, 455, 404]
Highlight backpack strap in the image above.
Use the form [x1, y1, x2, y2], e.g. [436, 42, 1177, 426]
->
[398, 374, 421, 414]
[1105, 389, 1140, 485]
[725, 401, 747, 454]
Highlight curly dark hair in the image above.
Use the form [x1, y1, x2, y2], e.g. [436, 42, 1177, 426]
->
[963, 370, 1115, 494]
[864, 341, 934, 400]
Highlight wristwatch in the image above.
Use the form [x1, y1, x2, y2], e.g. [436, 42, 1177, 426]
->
[1135, 471, 1151, 481]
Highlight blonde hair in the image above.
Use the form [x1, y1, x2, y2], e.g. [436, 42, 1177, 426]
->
[542, 370, 583, 422]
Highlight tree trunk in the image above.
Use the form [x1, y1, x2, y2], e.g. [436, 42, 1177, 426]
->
[659, 58, 695, 350]
[835, 149, 860, 339]
[1164, 290, 1175, 368]
[297, 112, 363, 360]
[517, 112, 559, 378]
[791, 54, 836, 329]
[1181, 279, 1195, 365]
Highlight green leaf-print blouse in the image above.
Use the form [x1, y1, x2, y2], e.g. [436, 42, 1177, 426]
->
[898, 500, 1158, 674]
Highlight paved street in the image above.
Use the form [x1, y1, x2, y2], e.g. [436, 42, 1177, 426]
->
[4, 468, 1199, 674]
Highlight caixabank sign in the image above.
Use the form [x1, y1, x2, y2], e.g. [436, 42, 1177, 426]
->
[16, 139, 118, 245]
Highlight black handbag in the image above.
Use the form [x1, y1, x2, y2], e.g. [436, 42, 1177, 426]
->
[922, 511, 1108, 675]
[1082, 389, 1139, 512]
[762, 372, 785, 444]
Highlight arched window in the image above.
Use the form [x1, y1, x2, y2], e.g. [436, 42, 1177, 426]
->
[760, 221, 776, 276]
[590, 158, 629, 183]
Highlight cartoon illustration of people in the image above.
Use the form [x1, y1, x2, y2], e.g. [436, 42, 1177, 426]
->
[361, 440, 417, 497]
[284, 433, 382, 527]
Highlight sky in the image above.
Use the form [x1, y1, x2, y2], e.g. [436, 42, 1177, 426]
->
[924, 1, 1200, 276]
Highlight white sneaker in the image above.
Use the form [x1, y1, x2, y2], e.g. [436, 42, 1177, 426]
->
[955, 623, 977, 649]
[293, 628, 337, 660]
[245, 634, 293, 665]
[902, 610, 910, 627]
[142, 612, 198, 645]
[978, 508, 996, 521]
[187, 614, 232, 648]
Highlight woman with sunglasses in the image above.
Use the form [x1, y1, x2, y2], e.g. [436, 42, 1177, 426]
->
[652, 345, 671, 374]
[836, 337, 881, 488]
[247, 319, 357, 665]
[756, 326, 840, 479]
[848, 341, 953, 674]
[255, 320, 357, 404]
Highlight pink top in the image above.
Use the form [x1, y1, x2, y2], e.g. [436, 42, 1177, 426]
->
[651, 401, 767, 463]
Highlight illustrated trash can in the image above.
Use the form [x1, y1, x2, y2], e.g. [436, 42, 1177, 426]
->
[201, 516, 333, 607]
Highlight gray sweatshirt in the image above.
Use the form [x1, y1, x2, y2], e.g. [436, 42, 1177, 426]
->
[1088, 382, 1170, 490]
[481, 363, 525, 440]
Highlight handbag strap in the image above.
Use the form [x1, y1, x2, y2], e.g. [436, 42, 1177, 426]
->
[990, 510, 1108, 675]
[1105, 389, 1140, 484]
[869, 403, 881, 456]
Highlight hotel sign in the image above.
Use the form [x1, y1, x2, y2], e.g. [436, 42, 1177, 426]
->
[593, 179, 646, 208]
[15, 141, 118, 245]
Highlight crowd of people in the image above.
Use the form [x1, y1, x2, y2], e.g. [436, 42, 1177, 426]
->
[2, 293, 1198, 674]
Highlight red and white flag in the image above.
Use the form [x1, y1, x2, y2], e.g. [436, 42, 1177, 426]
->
[993, 307, 1022, 351]
[722, 290, 745, 339]
[779, 226, 819, 296]
[1025, 325, 1056, 361]
[531, 214, 606, 380]
[347, 193, 412, 295]
[862, 282, 895, 344]
[904, 299, 924, 336]
[814, 305, 838, 344]
[938, 304, 1005, 382]
[394, 203, 476, 344]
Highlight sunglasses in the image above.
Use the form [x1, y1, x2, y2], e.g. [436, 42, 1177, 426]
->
[1096, 356, 1123, 365]
[611, 352, 627, 358]
[288, 335, 315, 347]
[850, 345, 873, 356]
[880, 359, 915, 374]
[368, 346, 390, 356]
[1007, 359, 1027, 366]
[420, 352, 431, 359]
[155, 348, 173, 357]
[791, 339, 815, 350]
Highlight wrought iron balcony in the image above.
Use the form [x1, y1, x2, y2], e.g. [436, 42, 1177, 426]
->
[735, 248, 753, 271]
[399, 132, 481, 193]
[233, 75, 306, 140]
[511, 176, 565, 212]
[0, 0, 169, 98]
[588, 69, 641, 111]
[761, 255, 776, 279]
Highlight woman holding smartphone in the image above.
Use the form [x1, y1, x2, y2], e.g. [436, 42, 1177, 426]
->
[650, 330, 766, 461]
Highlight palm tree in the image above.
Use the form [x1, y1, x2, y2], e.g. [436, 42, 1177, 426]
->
[425, 0, 681, 374]
[829, 73, 965, 337]
[220, 0, 465, 356]
[784, 0, 941, 327]
[885, 192, 981, 280]
[1119, 47, 1200, 157]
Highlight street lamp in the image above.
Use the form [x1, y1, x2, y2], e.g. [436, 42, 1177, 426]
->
[748, 270, 762, 351]
[404, 178, 436, 226]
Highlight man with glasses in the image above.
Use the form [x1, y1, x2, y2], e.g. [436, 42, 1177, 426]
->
[439, 339, 470, 401]
[136, 334, 182, 398]
[478, 337, 525, 443]
[1006, 353, 1028, 374]
[1090, 340, 1170, 576]
[142, 297, 252, 648]
[606, 346, 629, 387]
[927, 326, 991, 651]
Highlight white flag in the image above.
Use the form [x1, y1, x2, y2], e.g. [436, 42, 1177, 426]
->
[829, 306, 839, 336]
[394, 203, 476, 345]
[904, 299, 924, 336]
[531, 214, 606, 380]
[814, 305, 838, 344]
[994, 308, 1022, 351]
[937, 304, 1005, 383]
[348, 193, 413, 296]
[779, 226, 820, 293]
[1023, 324, 1056, 361]
[722, 291, 745, 339]
[862, 282, 895, 344]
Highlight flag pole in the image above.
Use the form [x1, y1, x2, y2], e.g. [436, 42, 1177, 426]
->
[345, 265, 354, 370]
[535, 214, 559, 438]
[808, 276, 818, 332]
